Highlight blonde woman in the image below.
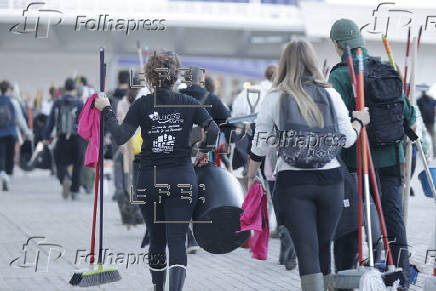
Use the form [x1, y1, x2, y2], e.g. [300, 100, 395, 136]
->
[247, 40, 369, 290]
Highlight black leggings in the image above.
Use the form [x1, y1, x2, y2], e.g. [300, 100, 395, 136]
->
[274, 172, 344, 276]
[0, 135, 16, 174]
[53, 135, 85, 192]
[137, 164, 198, 269]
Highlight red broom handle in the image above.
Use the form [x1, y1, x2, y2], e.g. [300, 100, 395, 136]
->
[403, 27, 411, 94]
[345, 45, 364, 264]
[89, 160, 99, 264]
[365, 139, 395, 266]
[356, 48, 368, 175]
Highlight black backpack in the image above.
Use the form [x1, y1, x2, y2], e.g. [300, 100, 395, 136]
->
[55, 99, 79, 139]
[0, 103, 12, 128]
[331, 57, 404, 147]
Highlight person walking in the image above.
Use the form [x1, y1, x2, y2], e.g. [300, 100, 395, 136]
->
[108, 70, 130, 201]
[246, 39, 370, 291]
[179, 66, 232, 253]
[95, 50, 219, 291]
[0, 80, 18, 191]
[417, 89, 436, 157]
[43, 78, 85, 200]
[329, 18, 416, 290]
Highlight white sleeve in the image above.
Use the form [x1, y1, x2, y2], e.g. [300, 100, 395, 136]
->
[251, 92, 277, 157]
[326, 88, 357, 148]
[232, 89, 248, 117]
[11, 99, 31, 136]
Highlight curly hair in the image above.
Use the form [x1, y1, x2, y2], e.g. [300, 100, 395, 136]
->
[145, 49, 181, 90]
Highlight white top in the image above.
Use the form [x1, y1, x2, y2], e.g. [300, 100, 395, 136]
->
[251, 87, 357, 172]
[232, 80, 273, 117]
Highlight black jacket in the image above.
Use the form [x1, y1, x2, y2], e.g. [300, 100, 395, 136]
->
[180, 85, 233, 142]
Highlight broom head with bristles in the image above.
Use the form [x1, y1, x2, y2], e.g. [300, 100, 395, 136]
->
[69, 264, 121, 287]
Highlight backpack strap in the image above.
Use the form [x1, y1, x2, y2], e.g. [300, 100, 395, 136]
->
[199, 91, 210, 105]
[330, 62, 347, 74]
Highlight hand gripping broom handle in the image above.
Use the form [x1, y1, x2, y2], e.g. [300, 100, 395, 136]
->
[345, 45, 364, 265]
[356, 48, 375, 267]
[97, 48, 105, 265]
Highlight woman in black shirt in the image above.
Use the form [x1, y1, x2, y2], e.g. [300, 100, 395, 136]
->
[95, 50, 219, 291]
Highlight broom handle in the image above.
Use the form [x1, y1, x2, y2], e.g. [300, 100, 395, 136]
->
[97, 48, 105, 265]
[403, 27, 410, 94]
[357, 138, 364, 265]
[356, 48, 374, 267]
[382, 35, 395, 68]
[90, 160, 99, 264]
[365, 139, 394, 266]
[344, 45, 364, 265]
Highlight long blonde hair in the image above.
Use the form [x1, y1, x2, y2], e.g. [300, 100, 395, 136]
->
[273, 39, 330, 127]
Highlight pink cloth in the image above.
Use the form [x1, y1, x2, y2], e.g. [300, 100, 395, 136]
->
[78, 93, 101, 168]
[240, 183, 269, 260]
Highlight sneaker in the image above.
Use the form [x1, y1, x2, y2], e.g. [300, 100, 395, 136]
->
[187, 228, 200, 254]
[62, 178, 71, 199]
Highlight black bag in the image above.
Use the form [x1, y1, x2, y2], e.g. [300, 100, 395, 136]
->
[55, 100, 79, 138]
[117, 158, 144, 226]
[277, 82, 346, 168]
[0, 103, 12, 128]
[19, 140, 33, 171]
[331, 58, 404, 147]
[32, 145, 53, 170]
[334, 160, 359, 240]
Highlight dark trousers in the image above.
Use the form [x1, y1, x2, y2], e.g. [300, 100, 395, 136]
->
[137, 164, 198, 268]
[275, 174, 344, 276]
[53, 135, 85, 192]
[0, 135, 16, 174]
[334, 165, 410, 287]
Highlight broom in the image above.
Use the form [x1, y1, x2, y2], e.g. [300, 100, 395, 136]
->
[69, 159, 100, 285]
[69, 48, 121, 287]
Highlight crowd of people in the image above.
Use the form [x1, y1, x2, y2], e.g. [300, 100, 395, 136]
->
[1, 18, 435, 291]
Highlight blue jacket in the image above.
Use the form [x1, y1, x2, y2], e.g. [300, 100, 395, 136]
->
[0, 95, 17, 139]
[43, 94, 83, 140]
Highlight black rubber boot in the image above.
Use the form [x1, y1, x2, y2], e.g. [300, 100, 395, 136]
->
[149, 268, 166, 291]
[169, 266, 186, 291]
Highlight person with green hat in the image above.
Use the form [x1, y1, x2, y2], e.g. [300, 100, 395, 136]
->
[329, 18, 415, 290]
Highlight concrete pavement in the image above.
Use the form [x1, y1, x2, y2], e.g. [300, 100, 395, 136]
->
[0, 165, 435, 290]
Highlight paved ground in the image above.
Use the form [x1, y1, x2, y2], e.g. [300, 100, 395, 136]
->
[0, 162, 435, 290]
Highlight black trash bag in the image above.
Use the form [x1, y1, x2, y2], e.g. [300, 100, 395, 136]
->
[19, 140, 33, 171]
[193, 163, 250, 254]
[30, 144, 53, 170]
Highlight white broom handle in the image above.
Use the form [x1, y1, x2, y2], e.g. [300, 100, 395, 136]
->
[403, 37, 418, 224]
[363, 172, 374, 267]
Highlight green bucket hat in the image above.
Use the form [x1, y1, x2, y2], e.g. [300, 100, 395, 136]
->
[330, 18, 365, 49]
